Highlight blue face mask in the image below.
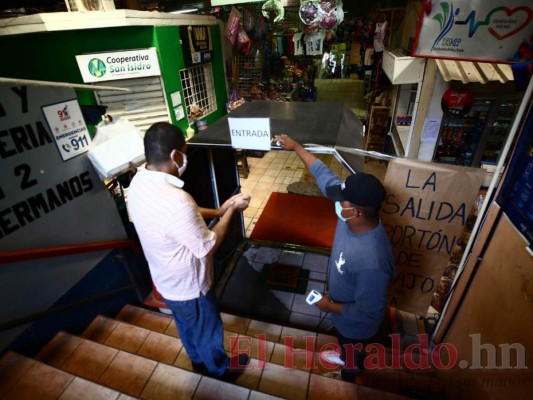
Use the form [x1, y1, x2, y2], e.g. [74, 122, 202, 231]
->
[335, 201, 355, 222]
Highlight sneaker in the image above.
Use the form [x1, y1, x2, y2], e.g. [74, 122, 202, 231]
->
[191, 362, 208, 374]
[228, 353, 250, 370]
[320, 350, 345, 366]
[218, 354, 250, 382]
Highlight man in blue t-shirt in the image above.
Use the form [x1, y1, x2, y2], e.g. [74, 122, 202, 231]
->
[273, 134, 396, 382]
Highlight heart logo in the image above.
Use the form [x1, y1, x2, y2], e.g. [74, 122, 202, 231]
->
[487, 6, 532, 40]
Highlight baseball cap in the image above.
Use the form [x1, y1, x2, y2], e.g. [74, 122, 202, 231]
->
[326, 173, 385, 207]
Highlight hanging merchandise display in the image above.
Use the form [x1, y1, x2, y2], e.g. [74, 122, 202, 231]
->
[373, 19, 387, 53]
[237, 29, 252, 56]
[225, 6, 242, 45]
[302, 23, 319, 35]
[262, 0, 284, 23]
[243, 7, 255, 34]
[319, 12, 337, 31]
[318, 1, 336, 15]
[299, 1, 320, 25]
[300, 0, 345, 33]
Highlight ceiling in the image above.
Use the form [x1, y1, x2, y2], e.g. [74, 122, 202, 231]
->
[1, 0, 410, 17]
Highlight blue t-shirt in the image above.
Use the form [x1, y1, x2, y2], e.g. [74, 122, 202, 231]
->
[310, 160, 396, 339]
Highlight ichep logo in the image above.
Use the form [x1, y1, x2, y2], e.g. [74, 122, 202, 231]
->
[88, 58, 106, 78]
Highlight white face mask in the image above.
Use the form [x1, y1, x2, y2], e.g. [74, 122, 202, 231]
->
[172, 150, 188, 177]
[335, 201, 355, 222]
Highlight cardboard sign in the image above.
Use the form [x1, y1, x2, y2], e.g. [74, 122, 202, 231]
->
[228, 118, 271, 151]
[76, 48, 161, 83]
[42, 99, 91, 161]
[0, 84, 126, 251]
[413, 0, 533, 62]
[381, 158, 484, 315]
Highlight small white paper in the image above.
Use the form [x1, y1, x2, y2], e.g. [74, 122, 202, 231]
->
[421, 118, 442, 143]
[171, 91, 182, 107]
[228, 118, 271, 151]
[174, 105, 185, 121]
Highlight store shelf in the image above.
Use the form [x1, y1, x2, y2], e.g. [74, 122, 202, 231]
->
[366, 105, 390, 153]
[391, 124, 410, 156]
[394, 124, 411, 149]
[383, 49, 426, 84]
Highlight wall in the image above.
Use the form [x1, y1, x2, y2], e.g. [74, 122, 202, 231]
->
[0, 84, 133, 353]
[417, 71, 448, 160]
[432, 102, 533, 399]
[153, 24, 228, 133]
[433, 213, 533, 399]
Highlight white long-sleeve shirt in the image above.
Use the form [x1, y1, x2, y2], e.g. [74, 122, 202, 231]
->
[127, 168, 216, 301]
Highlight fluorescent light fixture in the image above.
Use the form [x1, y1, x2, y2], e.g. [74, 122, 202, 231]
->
[170, 8, 199, 14]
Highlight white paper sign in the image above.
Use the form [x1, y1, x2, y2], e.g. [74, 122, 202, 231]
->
[421, 118, 442, 143]
[42, 99, 92, 161]
[174, 105, 185, 121]
[228, 118, 271, 151]
[171, 91, 182, 107]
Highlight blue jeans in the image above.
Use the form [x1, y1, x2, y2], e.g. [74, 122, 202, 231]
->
[163, 290, 230, 376]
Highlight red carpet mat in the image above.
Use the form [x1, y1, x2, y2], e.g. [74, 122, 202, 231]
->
[250, 192, 337, 249]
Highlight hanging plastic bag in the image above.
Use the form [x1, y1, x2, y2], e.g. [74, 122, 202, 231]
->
[262, 0, 284, 23]
[237, 29, 252, 56]
[319, 11, 338, 30]
[336, 1, 345, 25]
[243, 7, 256, 34]
[225, 6, 242, 45]
[299, 1, 319, 25]
[318, 1, 336, 15]
[255, 14, 268, 38]
[88, 117, 145, 181]
[226, 90, 245, 113]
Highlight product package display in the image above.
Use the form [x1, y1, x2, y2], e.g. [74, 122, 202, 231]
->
[227, 90, 246, 113]
[225, 6, 242, 45]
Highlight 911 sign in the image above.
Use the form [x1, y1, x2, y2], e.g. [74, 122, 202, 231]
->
[42, 99, 92, 161]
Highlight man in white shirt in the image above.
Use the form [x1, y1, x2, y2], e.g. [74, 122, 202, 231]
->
[128, 122, 249, 378]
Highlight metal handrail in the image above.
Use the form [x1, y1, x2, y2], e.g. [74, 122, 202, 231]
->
[0, 239, 140, 264]
[0, 239, 145, 331]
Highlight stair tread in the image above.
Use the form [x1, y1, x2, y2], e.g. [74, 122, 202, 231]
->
[0, 351, 125, 400]
[88, 314, 342, 378]
[112, 306, 422, 398]
[117, 304, 337, 352]
[35, 331, 267, 399]
[6, 308, 419, 400]
[36, 330, 345, 400]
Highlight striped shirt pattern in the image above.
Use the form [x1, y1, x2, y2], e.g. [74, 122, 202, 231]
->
[127, 168, 216, 301]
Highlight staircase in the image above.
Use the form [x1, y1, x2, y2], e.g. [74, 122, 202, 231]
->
[0, 304, 430, 399]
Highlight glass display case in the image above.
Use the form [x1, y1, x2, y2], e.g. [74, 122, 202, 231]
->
[433, 98, 519, 167]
